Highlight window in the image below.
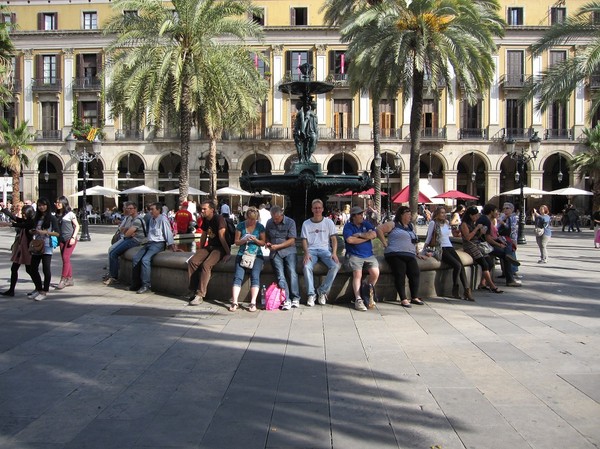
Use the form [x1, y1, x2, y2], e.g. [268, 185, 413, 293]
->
[594, 11, 600, 25]
[41, 102, 58, 131]
[0, 13, 15, 28]
[550, 7, 566, 25]
[380, 100, 396, 137]
[252, 8, 264, 26]
[38, 12, 57, 30]
[421, 100, 437, 136]
[43, 55, 57, 84]
[329, 50, 349, 78]
[550, 50, 566, 67]
[251, 51, 269, 77]
[80, 101, 100, 127]
[460, 100, 483, 138]
[2, 103, 16, 129]
[83, 12, 97, 30]
[506, 99, 524, 137]
[507, 7, 523, 26]
[506, 50, 524, 86]
[285, 50, 312, 80]
[333, 100, 352, 139]
[291, 7, 308, 26]
[123, 10, 138, 19]
[76, 53, 102, 88]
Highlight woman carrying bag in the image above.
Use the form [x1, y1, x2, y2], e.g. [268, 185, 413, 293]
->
[54, 196, 80, 289]
[28, 198, 60, 301]
[229, 206, 266, 312]
[0, 204, 37, 296]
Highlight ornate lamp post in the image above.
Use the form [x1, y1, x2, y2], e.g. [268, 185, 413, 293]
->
[66, 132, 102, 242]
[505, 132, 541, 244]
[380, 152, 401, 217]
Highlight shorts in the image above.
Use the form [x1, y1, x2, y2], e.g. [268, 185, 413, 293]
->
[348, 254, 379, 271]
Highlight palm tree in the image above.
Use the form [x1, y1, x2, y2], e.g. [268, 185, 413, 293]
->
[0, 5, 15, 105]
[0, 119, 34, 206]
[104, 0, 267, 202]
[525, 2, 600, 118]
[574, 125, 600, 211]
[325, 0, 504, 218]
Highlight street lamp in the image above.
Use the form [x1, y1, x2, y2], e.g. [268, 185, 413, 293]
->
[66, 131, 102, 242]
[505, 132, 540, 244]
[380, 152, 401, 216]
[427, 152, 433, 182]
[44, 153, 49, 182]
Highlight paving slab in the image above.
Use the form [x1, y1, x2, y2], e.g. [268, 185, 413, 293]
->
[0, 225, 599, 448]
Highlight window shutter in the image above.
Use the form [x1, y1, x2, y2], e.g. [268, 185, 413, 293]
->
[11, 13, 16, 24]
[14, 55, 21, 81]
[35, 54, 42, 81]
[37, 12, 43, 30]
[54, 13, 58, 30]
[307, 51, 313, 66]
[56, 54, 61, 82]
[77, 100, 83, 121]
[263, 50, 269, 73]
[285, 51, 291, 72]
[96, 101, 102, 127]
[290, 8, 295, 26]
[329, 51, 334, 75]
[76, 53, 83, 78]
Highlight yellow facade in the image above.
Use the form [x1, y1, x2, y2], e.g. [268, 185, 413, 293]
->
[0, 0, 594, 213]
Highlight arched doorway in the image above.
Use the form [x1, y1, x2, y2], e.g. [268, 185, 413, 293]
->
[37, 153, 61, 202]
[457, 152, 485, 200]
[118, 153, 145, 210]
[159, 152, 181, 210]
[543, 153, 570, 213]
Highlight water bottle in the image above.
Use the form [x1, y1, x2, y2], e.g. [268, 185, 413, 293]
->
[261, 285, 267, 307]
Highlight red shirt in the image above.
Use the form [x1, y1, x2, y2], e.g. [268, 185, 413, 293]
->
[175, 209, 193, 234]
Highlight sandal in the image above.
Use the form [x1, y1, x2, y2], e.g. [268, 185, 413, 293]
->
[490, 287, 504, 294]
[410, 298, 425, 305]
[228, 302, 239, 312]
[477, 285, 491, 291]
[248, 303, 257, 312]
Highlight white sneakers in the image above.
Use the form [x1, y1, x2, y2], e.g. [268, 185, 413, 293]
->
[306, 295, 316, 307]
[355, 299, 367, 311]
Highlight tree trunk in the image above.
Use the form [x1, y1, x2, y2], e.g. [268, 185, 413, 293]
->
[409, 68, 425, 223]
[372, 92, 381, 219]
[11, 170, 20, 207]
[208, 132, 218, 200]
[178, 85, 192, 205]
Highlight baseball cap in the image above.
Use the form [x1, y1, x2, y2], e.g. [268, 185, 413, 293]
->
[181, 201, 189, 208]
[350, 206, 364, 215]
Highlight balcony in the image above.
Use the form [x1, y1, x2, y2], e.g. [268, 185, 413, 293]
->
[372, 128, 402, 140]
[35, 129, 62, 141]
[502, 127, 535, 140]
[319, 127, 358, 140]
[116, 129, 144, 141]
[8, 79, 22, 93]
[221, 129, 266, 140]
[588, 75, 600, 90]
[500, 74, 530, 90]
[421, 127, 446, 139]
[326, 72, 349, 87]
[264, 127, 292, 140]
[544, 128, 573, 140]
[459, 128, 487, 140]
[72, 77, 102, 92]
[31, 78, 62, 93]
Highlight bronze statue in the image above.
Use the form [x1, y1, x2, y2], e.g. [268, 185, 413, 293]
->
[293, 100, 318, 163]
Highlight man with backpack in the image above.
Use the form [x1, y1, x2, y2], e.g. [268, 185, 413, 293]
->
[187, 200, 231, 305]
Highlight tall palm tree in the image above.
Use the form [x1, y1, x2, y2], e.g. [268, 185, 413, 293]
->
[0, 119, 34, 206]
[104, 0, 267, 202]
[326, 0, 503, 218]
[0, 5, 15, 105]
[574, 125, 600, 211]
[525, 2, 600, 117]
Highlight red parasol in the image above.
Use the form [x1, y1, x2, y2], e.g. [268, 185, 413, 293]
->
[433, 190, 478, 200]
[391, 185, 432, 204]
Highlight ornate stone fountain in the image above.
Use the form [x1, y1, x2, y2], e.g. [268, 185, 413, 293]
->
[240, 63, 371, 228]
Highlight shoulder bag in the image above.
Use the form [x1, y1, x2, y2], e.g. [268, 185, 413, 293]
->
[477, 241, 493, 255]
[239, 248, 256, 269]
[29, 238, 45, 255]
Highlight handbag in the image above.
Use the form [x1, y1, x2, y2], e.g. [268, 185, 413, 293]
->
[239, 250, 256, 269]
[534, 226, 544, 237]
[29, 238, 45, 254]
[265, 282, 285, 310]
[477, 241, 493, 255]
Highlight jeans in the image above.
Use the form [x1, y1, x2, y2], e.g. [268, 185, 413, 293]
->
[59, 240, 77, 278]
[271, 252, 300, 301]
[109, 238, 140, 279]
[132, 241, 165, 288]
[536, 234, 550, 260]
[233, 256, 264, 288]
[303, 248, 340, 296]
[491, 247, 516, 283]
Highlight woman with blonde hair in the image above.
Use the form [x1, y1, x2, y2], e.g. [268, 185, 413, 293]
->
[533, 205, 552, 263]
[229, 206, 266, 312]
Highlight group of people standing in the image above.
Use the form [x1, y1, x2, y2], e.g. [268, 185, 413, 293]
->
[1, 197, 80, 300]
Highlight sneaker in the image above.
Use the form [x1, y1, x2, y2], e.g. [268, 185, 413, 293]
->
[291, 299, 300, 308]
[281, 300, 292, 311]
[189, 295, 203, 306]
[27, 290, 37, 297]
[317, 292, 327, 305]
[355, 299, 367, 311]
[29, 291, 40, 300]
[514, 274, 523, 279]
[34, 292, 47, 301]
[306, 295, 316, 307]
[506, 281, 522, 287]
[542, 259, 548, 264]
[104, 277, 119, 286]
[537, 259, 544, 264]
[64, 278, 74, 287]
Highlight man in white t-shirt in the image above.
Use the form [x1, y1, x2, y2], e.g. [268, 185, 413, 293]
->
[301, 199, 340, 306]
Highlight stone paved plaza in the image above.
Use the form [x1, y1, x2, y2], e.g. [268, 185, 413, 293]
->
[0, 225, 599, 449]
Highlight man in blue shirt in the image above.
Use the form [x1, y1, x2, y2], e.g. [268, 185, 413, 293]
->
[343, 206, 379, 311]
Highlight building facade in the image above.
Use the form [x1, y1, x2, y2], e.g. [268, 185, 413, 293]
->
[0, 0, 594, 214]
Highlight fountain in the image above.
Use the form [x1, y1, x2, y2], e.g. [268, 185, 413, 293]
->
[240, 63, 372, 229]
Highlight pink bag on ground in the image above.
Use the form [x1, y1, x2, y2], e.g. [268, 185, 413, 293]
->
[265, 283, 285, 310]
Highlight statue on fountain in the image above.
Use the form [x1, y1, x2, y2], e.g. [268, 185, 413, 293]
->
[293, 100, 318, 163]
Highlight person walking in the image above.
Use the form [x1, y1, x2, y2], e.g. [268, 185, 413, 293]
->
[0, 204, 36, 296]
[424, 206, 474, 301]
[130, 202, 179, 294]
[533, 205, 552, 263]
[343, 206, 379, 311]
[28, 198, 60, 301]
[593, 206, 600, 249]
[301, 199, 340, 306]
[228, 207, 266, 312]
[187, 201, 231, 305]
[265, 205, 301, 310]
[54, 196, 80, 290]
[376, 206, 427, 308]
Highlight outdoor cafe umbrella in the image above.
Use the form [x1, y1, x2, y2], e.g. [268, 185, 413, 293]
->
[163, 187, 208, 196]
[216, 186, 253, 196]
[71, 186, 121, 197]
[434, 189, 479, 201]
[391, 185, 433, 204]
[499, 187, 549, 196]
[120, 185, 163, 195]
[548, 187, 593, 196]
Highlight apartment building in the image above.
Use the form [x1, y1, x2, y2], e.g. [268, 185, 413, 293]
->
[0, 0, 593, 213]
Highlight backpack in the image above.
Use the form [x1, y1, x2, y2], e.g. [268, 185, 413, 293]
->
[50, 235, 59, 249]
[265, 282, 285, 311]
[223, 216, 236, 248]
